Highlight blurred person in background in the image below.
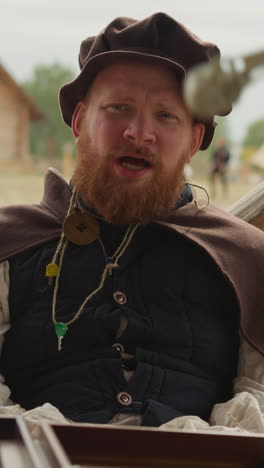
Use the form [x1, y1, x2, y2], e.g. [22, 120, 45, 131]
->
[0, 12, 264, 437]
[209, 138, 231, 199]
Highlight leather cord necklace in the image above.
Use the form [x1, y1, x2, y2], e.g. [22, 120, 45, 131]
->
[45, 189, 139, 351]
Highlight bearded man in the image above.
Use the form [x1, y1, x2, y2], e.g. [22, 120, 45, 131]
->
[0, 12, 264, 434]
[72, 60, 203, 225]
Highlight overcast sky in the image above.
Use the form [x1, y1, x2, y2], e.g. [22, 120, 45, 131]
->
[1, 0, 264, 143]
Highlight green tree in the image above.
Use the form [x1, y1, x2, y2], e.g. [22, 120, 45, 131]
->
[243, 118, 264, 149]
[23, 63, 75, 159]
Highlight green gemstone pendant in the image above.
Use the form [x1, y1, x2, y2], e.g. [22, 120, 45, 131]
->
[55, 322, 68, 351]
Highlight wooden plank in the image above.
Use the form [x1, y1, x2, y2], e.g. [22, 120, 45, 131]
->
[38, 422, 264, 468]
[0, 417, 44, 468]
[227, 181, 264, 230]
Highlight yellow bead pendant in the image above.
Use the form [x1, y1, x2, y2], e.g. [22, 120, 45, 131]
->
[45, 262, 59, 277]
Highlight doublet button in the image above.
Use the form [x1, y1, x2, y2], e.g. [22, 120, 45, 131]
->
[113, 291, 127, 305]
[117, 392, 132, 406]
[112, 343, 124, 353]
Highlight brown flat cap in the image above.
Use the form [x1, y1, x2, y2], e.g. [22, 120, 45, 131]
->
[59, 12, 229, 150]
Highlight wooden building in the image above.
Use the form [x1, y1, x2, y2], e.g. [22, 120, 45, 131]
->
[0, 63, 43, 162]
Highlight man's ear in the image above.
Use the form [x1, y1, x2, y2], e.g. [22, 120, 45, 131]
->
[188, 123, 206, 162]
[71, 102, 86, 138]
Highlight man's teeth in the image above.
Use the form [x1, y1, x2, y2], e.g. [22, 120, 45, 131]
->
[121, 161, 145, 170]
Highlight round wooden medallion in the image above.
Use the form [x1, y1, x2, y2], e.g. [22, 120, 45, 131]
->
[63, 212, 100, 245]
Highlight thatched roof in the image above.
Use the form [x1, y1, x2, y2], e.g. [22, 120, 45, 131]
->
[0, 62, 43, 121]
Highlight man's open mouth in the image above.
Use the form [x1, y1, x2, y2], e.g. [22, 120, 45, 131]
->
[116, 156, 152, 171]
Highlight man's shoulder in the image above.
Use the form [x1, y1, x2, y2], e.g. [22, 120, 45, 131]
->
[0, 168, 71, 262]
[159, 201, 264, 249]
[206, 202, 264, 240]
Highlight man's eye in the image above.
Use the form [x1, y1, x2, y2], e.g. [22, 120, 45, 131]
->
[107, 104, 129, 111]
[158, 111, 178, 121]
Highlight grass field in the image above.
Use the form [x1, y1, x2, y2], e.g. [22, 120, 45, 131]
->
[0, 165, 258, 210]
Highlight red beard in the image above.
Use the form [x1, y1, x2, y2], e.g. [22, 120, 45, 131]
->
[73, 133, 189, 225]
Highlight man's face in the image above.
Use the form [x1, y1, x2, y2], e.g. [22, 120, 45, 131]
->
[72, 60, 204, 225]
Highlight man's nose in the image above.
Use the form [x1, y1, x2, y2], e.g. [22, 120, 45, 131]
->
[123, 114, 156, 145]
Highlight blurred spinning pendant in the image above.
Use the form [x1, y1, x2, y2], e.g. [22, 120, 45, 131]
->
[63, 212, 100, 245]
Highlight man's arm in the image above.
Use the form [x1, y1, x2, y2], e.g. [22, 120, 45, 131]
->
[0, 261, 15, 407]
[210, 338, 264, 433]
[0, 261, 70, 437]
[160, 338, 264, 434]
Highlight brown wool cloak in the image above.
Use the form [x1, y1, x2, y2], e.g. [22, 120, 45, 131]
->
[1, 168, 264, 356]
